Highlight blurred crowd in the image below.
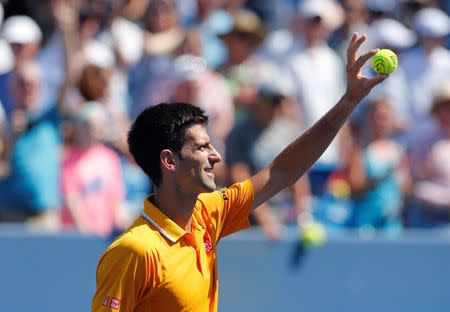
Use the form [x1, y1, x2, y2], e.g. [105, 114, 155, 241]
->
[0, 0, 449, 240]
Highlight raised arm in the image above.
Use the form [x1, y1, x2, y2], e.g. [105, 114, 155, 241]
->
[250, 33, 388, 210]
[52, 0, 81, 113]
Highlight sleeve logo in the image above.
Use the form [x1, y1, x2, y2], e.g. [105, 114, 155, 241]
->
[203, 234, 213, 253]
[102, 296, 110, 306]
[110, 298, 121, 310]
[102, 296, 120, 309]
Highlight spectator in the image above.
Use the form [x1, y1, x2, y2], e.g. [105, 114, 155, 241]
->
[0, 61, 61, 228]
[223, 0, 246, 15]
[47, 1, 132, 155]
[413, 140, 450, 222]
[0, 3, 14, 75]
[226, 87, 311, 240]
[351, 18, 417, 144]
[96, 1, 144, 68]
[37, 0, 113, 119]
[366, 0, 400, 22]
[219, 9, 268, 122]
[402, 8, 450, 127]
[0, 15, 43, 118]
[348, 97, 412, 233]
[330, 0, 370, 58]
[287, 0, 351, 196]
[194, 0, 232, 69]
[256, 19, 304, 67]
[399, 0, 441, 27]
[170, 53, 234, 186]
[128, 0, 184, 118]
[408, 81, 450, 227]
[119, 0, 150, 21]
[96, 5, 144, 118]
[61, 102, 129, 236]
[75, 60, 130, 152]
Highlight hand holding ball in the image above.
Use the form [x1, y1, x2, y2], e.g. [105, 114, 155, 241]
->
[371, 49, 398, 75]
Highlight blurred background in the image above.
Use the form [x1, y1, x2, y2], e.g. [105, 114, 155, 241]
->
[0, 0, 449, 311]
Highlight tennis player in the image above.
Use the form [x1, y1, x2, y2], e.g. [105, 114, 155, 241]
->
[91, 33, 387, 311]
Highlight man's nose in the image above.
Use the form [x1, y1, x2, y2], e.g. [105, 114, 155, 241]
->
[209, 145, 222, 163]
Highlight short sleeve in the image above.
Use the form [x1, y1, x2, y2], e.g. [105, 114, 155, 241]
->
[91, 241, 153, 311]
[198, 179, 254, 242]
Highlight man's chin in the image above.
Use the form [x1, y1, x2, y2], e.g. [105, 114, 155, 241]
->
[199, 181, 217, 193]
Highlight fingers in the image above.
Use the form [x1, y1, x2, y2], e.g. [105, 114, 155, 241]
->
[346, 33, 357, 64]
[347, 33, 367, 65]
[346, 33, 358, 64]
[352, 48, 379, 74]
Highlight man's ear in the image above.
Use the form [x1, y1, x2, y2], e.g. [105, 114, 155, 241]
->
[160, 149, 177, 172]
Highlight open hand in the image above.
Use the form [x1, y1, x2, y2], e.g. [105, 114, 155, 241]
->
[344, 33, 388, 103]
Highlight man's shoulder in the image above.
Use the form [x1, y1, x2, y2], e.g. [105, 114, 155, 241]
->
[197, 181, 252, 205]
[197, 189, 224, 205]
[105, 221, 160, 257]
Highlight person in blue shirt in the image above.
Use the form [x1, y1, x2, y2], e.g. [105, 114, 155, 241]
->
[0, 15, 44, 119]
[0, 61, 61, 225]
[348, 97, 412, 233]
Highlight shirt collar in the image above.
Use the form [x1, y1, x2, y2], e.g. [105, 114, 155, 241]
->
[141, 195, 187, 243]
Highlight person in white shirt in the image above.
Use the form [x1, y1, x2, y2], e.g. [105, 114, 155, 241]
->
[402, 8, 450, 126]
[287, 0, 350, 196]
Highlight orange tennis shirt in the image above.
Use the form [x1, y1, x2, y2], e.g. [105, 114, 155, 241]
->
[91, 180, 254, 312]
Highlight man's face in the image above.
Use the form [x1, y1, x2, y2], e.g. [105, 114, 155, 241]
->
[369, 100, 393, 137]
[146, 0, 177, 32]
[302, 16, 330, 44]
[174, 124, 222, 194]
[10, 43, 39, 62]
[11, 67, 41, 110]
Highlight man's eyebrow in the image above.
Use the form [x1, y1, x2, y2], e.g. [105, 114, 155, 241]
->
[193, 140, 211, 148]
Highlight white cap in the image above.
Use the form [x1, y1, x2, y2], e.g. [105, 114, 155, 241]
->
[370, 18, 416, 49]
[298, 0, 344, 31]
[83, 40, 115, 69]
[2, 15, 42, 44]
[171, 54, 207, 82]
[413, 8, 450, 37]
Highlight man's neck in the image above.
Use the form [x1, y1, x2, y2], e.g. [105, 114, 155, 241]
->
[152, 183, 198, 232]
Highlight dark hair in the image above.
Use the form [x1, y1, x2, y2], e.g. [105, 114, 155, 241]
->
[78, 64, 110, 101]
[128, 102, 208, 187]
[257, 87, 286, 109]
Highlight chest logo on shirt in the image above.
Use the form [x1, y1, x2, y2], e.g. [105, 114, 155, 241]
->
[81, 177, 103, 196]
[204, 235, 213, 253]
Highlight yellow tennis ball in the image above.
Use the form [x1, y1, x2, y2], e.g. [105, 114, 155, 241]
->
[371, 49, 398, 75]
[301, 222, 327, 248]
